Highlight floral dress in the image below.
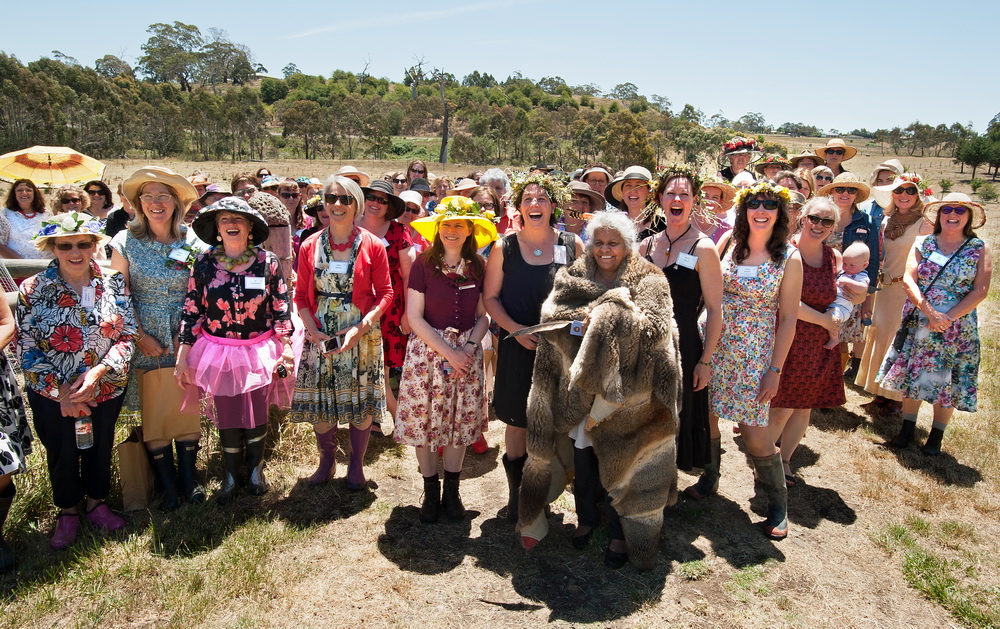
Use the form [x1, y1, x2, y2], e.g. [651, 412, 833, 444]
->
[380, 221, 413, 369]
[711, 247, 791, 426]
[876, 236, 984, 411]
[290, 229, 386, 426]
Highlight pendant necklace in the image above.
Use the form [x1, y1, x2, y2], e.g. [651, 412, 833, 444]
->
[663, 224, 692, 258]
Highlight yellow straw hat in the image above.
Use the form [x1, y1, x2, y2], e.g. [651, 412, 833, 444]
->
[411, 195, 499, 249]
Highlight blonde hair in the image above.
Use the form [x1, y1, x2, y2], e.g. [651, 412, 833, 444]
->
[49, 184, 90, 215]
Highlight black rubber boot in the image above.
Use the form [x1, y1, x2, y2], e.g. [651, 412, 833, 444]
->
[751, 453, 788, 540]
[921, 427, 945, 456]
[175, 440, 206, 504]
[887, 420, 917, 449]
[419, 475, 441, 524]
[148, 444, 180, 511]
[501, 454, 526, 523]
[216, 429, 243, 504]
[0, 482, 15, 573]
[442, 470, 465, 521]
[244, 425, 269, 496]
[684, 438, 721, 500]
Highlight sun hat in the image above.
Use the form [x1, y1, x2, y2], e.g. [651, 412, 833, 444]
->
[193, 196, 270, 244]
[122, 165, 199, 211]
[410, 195, 499, 249]
[447, 178, 479, 196]
[817, 173, 871, 203]
[198, 183, 231, 205]
[188, 173, 209, 187]
[701, 179, 737, 211]
[33, 211, 110, 251]
[246, 190, 290, 227]
[872, 173, 932, 209]
[754, 155, 792, 175]
[868, 159, 904, 185]
[361, 179, 405, 220]
[302, 194, 325, 219]
[399, 190, 424, 208]
[789, 150, 823, 170]
[530, 163, 554, 173]
[336, 165, 371, 188]
[260, 175, 280, 189]
[580, 167, 613, 186]
[923, 192, 986, 229]
[567, 181, 605, 211]
[604, 166, 653, 203]
[409, 177, 433, 194]
[718, 136, 762, 168]
[814, 138, 857, 161]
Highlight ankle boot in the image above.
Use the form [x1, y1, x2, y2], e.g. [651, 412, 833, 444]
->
[346, 425, 371, 491]
[309, 428, 338, 485]
[887, 420, 917, 449]
[501, 454, 526, 522]
[217, 429, 243, 504]
[921, 427, 945, 456]
[148, 445, 180, 511]
[0, 483, 15, 573]
[175, 440, 206, 504]
[684, 438, 721, 500]
[751, 453, 788, 540]
[442, 470, 465, 521]
[843, 357, 861, 381]
[419, 475, 441, 523]
[244, 425, 269, 496]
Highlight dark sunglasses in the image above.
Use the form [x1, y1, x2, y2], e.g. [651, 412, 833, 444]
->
[392, 178, 407, 184]
[279, 192, 300, 199]
[815, 175, 833, 181]
[893, 187, 918, 196]
[834, 187, 858, 195]
[825, 148, 846, 156]
[403, 205, 422, 214]
[939, 205, 968, 215]
[805, 214, 836, 228]
[60, 197, 83, 204]
[237, 186, 257, 196]
[746, 199, 779, 210]
[324, 194, 354, 206]
[85, 189, 104, 195]
[54, 240, 94, 251]
[364, 193, 389, 205]
[410, 168, 426, 175]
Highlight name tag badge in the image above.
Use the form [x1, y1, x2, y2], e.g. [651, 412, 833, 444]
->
[676, 252, 698, 269]
[857, 228, 869, 234]
[330, 261, 350, 274]
[737, 265, 758, 278]
[459, 283, 476, 291]
[381, 237, 391, 248]
[244, 276, 266, 290]
[927, 251, 950, 266]
[553, 245, 568, 265]
[81, 286, 96, 308]
[168, 247, 189, 262]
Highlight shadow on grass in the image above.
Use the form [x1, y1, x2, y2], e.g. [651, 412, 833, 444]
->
[810, 406, 868, 432]
[872, 418, 982, 487]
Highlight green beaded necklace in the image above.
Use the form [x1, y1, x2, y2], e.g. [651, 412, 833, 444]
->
[214, 246, 255, 271]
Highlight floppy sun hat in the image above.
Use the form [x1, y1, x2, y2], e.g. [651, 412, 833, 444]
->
[361, 180, 405, 220]
[924, 192, 986, 229]
[815, 138, 858, 161]
[33, 211, 110, 251]
[336, 165, 371, 188]
[872, 173, 932, 209]
[817, 173, 871, 203]
[410, 195, 499, 249]
[605, 166, 652, 203]
[718, 136, 762, 168]
[192, 196, 270, 244]
[701, 179, 737, 211]
[122, 165, 199, 211]
[789, 150, 823, 169]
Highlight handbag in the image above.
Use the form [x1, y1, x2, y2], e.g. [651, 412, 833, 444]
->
[137, 360, 202, 442]
[117, 426, 153, 511]
[891, 238, 969, 352]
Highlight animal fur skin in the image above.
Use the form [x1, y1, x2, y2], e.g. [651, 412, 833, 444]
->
[517, 252, 682, 570]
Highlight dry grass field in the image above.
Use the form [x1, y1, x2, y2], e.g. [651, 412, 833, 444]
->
[0, 142, 997, 628]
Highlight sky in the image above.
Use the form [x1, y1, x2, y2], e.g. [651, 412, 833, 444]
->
[5, 0, 997, 134]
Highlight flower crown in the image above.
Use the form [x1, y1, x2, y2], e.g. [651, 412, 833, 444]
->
[304, 194, 324, 210]
[899, 173, 933, 197]
[656, 163, 704, 196]
[433, 195, 497, 223]
[33, 212, 105, 241]
[723, 138, 759, 153]
[734, 182, 793, 207]
[510, 172, 569, 218]
[758, 154, 790, 166]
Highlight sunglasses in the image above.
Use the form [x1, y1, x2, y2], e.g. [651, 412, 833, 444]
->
[54, 240, 95, 251]
[86, 189, 104, 196]
[392, 178, 407, 184]
[364, 193, 389, 205]
[939, 206, 969, 215]
[236, 186, 257, 196]
[834, 187, 858, 195]
[324, 194, 354, 206]
[805, 214, 836, 228]
[60, 197, 83, 204]
[746, 199, 779, 210]
[825, 149, 846, 156]
[893, 187, 918, 196]
[279, 192, 300, 199]
[410, 169, 426, 175]
[815, 175, 833, 182]
[140, 193, 173, 204]
[404, 205, 422, 214]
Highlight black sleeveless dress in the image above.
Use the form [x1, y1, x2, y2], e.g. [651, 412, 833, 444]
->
[494, 232, 577, 428]
[647, 239, 710, 471]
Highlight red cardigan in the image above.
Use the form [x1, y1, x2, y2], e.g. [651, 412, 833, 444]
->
[294, 227, 393, 327]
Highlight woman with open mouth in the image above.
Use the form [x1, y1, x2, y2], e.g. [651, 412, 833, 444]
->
[605, 166, 662, 241]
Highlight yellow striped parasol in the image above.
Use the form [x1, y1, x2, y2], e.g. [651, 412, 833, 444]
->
[0, 146, 106, 188]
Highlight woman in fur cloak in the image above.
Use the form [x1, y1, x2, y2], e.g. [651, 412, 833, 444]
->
[517, 212, 683, 571]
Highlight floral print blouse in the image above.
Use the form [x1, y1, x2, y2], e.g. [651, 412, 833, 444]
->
[16, 260, 137, 401]
[178, 247, 292, 344]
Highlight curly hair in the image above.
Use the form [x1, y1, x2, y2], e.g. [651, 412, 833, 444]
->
[730, 183, 791, 265]
[50, 184, 90, 215]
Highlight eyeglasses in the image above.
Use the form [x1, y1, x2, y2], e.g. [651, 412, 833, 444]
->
[805, 214, 836, 228]
[825, 149, 846, 156]
[140, 193, 173, 204]
[814, 175, 833, 182]
[324, 194, 354, 206]
[236, 186, 257, 196]
[279, 192, 300, 199]
[834, 187, 858, 195]
[54, 240, 94, 251]
[404, 205, 422, 214]
[479, 202, 496, 211]
[746, 199, 779, 210]
[893, 187, 918, 196]
[392, 178, 407, 185]
[940, 206, 968, 215]
[297, 182, 309, 188]
[410, 168, 426, 175]
[60, 197, 83, 205]
[364, 193, 389, 205]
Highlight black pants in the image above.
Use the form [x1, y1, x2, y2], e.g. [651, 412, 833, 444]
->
[28, 390, 124, 509]
[573, 445, 602, 528]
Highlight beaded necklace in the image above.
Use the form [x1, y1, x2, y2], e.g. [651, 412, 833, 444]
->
[214, 246, 255, 271]
[330, 227, 358, 252]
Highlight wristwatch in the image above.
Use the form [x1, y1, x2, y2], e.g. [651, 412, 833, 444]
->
[769, 365, 782, 375]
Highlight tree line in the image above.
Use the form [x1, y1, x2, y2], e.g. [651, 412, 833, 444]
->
[0, 21, 991, 172]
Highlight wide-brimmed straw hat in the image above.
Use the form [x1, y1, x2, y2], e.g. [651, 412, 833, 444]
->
[718, 136, 762, 167]
[336, 165, 371, 188]
[411, 195, 499, 249]
[924, 193, 986, 229]
[361, 180, 405, 220]
[817, 173, 871, 203]
[193, 196, 270, 244]
[399, 190, 424, 210]
[122, 166, 199, 211]
[754, 155, 792, 175]
[605, 166, 652, 203]
[872, 173, 931, 209]
[33, 211, 110, 251]
[580, 167, 613, 185]
[198, 183, 231, 205]
[789, 150, 823, 169]
[701, 179, 737, 211]
[814, 138, 857, 161]
[567, 181, 605, 211]
[447, 178, 479, 196]
[869, 159, 904, 184]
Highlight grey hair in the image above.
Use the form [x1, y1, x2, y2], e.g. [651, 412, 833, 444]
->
[324, 175, 364, 211]
[480, 168, 511, 195]
[585, 211, 637, 254]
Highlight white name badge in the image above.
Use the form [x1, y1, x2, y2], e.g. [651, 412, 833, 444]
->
[81, 286, 96, 308]
[381, 237, 391, 248]
[330, 261, 350, 274]
[737, 265, 758, 278]
[244, 276, 266, 290]
[168, 247, 189, 262]
[927, 251, 950, 266]
[553, 245, 568, 265]
[676, 252, 698, 269]
[459, 283, 476, 290]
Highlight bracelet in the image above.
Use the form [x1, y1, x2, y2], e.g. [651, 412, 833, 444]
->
[136, 333, 146, 342]
[466, 341, 477, 347]
[769, 365, 782, 375]
[697, 360, 711, 367]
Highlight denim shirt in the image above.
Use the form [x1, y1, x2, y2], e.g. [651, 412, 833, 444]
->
[842, 209, 880, 291]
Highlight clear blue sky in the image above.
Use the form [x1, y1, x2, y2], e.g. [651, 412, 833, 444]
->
[5, 0, 996, 134]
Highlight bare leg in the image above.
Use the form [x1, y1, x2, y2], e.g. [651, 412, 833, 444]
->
[505, 425, 527, 458]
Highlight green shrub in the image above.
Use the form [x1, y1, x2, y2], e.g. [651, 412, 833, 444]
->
[970, 177, 985, 192]
[977, 183, 998, 202]
[938, 179, 953, 193]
